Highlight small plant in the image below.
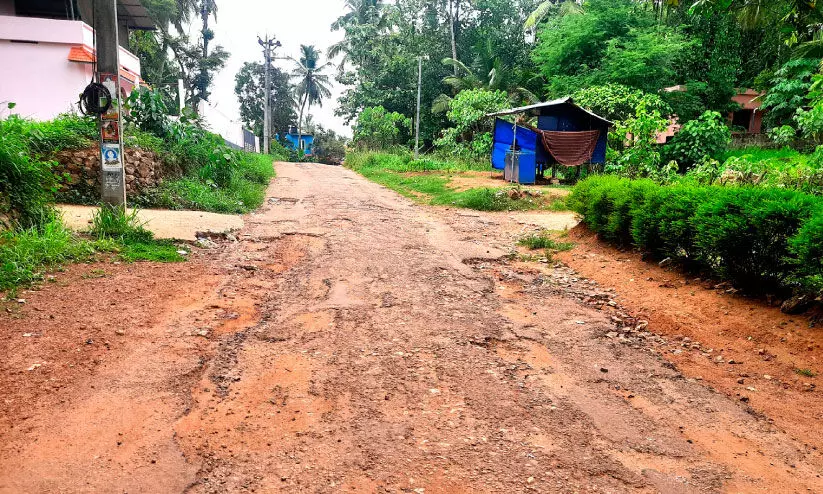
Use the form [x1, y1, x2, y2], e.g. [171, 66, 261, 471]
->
[662, 111, 732, 169]
[90, 205, 184, 263]
[795, 368, 817, 377]
[768, 125, 796, 146]
[90, 205, 153, 243]
[125, 87, 171, 137]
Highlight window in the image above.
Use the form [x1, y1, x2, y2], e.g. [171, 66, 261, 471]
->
[731, 110, 753, 132]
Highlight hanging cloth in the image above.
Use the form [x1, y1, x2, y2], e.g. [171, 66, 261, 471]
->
[539, 130, 600, 167]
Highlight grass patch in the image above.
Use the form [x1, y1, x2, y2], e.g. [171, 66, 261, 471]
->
[347, 151, 568, 212]
[0, 220, 117, 294]
[518, 231, 574, 251]
[795, 368, 817, 378]
[0, 205, 188, 295]
[119, 240, 184, 263]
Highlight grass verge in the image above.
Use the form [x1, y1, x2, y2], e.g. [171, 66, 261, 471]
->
[135, 153, 275, 214]
[0, 220, 116, 294]
[1, 206, 186, 295]
[346, 151, 568, 212]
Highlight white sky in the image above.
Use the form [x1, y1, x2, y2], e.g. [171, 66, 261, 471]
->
[204, 0, 349, 136]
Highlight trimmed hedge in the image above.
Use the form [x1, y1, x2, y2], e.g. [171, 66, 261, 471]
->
[569, 176, 823, 296]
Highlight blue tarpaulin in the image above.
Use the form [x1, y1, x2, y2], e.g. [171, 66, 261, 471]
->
[491, 119, 548, 170]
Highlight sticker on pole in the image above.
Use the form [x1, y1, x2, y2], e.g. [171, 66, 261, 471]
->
[101, 143, 122, 171]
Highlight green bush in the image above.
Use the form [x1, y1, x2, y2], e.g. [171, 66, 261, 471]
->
[570, 175, 823, 296]
[692, 188, 818, 288]
[790, 213, 823, 294]
[0, 114, 58, 229]
[662, 111, 731, 169]
[351, 106, 411, 150]
[24, 114, 97, 154]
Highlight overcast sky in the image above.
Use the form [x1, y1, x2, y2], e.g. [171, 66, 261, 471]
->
[203, 0, 349, 136]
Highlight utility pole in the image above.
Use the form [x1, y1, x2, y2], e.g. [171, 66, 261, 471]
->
[95, 0, 126, 206]
[415, 55, 424, 160]
[258, 35, 281, 155]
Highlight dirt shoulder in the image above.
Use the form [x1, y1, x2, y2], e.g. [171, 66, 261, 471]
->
[1, 162, 820, 493]
[557, 226, 823, 453]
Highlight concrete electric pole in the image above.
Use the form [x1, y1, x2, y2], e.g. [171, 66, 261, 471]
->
[95, 0, 127, 206]
[258, 35, 281, 155]
[415, 55, 424, 160]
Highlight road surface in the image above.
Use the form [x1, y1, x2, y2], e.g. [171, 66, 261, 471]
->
[1, 162, 820, 493]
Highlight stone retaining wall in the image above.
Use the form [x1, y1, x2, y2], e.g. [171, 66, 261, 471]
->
[52, 146, 164, 197]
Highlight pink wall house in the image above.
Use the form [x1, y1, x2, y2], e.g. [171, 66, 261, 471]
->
[0, 0, 149, 120]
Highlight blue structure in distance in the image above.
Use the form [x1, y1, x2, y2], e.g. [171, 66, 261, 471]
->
[279, 127, 314, 156]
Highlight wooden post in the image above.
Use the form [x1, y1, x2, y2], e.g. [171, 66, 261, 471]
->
[95, 0, 127, 206]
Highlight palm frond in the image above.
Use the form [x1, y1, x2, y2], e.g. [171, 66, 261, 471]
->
[524, 1, 555, 30]
[441, 57, 475, 77]
[431, 94, 453, 114]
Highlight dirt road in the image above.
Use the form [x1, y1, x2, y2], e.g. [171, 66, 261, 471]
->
[1, 162, 821, 493]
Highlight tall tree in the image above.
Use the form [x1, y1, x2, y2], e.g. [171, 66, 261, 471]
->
[134, 0, 227, 112]
[292, 45, 333, 146]
[234, 62, 296, 139]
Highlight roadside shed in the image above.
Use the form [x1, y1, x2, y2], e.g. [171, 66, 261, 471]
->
[487, 97, 613, 183]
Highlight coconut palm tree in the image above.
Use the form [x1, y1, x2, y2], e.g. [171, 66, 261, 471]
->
[291, 45, 333, 149]
[328, 0, 390, 73]
[431, 39, 541, 114]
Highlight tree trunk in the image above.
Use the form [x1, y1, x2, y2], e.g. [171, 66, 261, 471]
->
[198, 1, 210, 106]
[449, 0, 459, 75]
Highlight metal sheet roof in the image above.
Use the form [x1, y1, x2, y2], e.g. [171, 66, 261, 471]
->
[487, 97, 613, 126]
[117, 0, 156, 30]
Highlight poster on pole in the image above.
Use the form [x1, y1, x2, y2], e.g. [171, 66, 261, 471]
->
[101, 120, 120, 142]
[100, 73, 120, 121]
[101, 143, 122, 171]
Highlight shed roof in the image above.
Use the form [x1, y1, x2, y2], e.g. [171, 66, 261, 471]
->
[487, 97, 613, 126]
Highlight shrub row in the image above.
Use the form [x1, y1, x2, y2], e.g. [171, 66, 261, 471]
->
[569, 176, 823, 296]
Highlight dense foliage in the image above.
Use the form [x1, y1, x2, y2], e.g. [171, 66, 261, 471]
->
[569, 176, 823, 297]
[0, 112, 60, 229]
[332, 0, 822, 157]
[573, 84, 670, 122]
[234, 62, 296, 140]
[434, 89, 509, 158]
[352, 106, 412, 150]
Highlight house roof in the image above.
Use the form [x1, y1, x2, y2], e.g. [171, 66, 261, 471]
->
[117, 0, 156, 30]
[67, 45, 142, 85]
[486, 97, 614, 126]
